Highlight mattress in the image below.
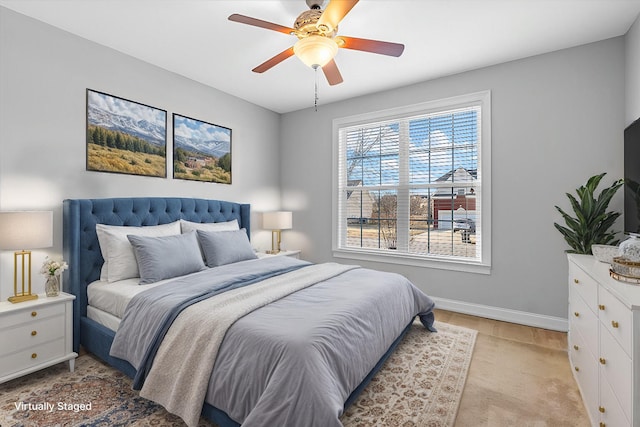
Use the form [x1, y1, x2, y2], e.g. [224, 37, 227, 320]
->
[87, 277, 169, 319]
[87, 305, 121, 331]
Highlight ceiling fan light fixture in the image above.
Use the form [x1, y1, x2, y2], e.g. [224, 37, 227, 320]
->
[294, 35, 338, 68]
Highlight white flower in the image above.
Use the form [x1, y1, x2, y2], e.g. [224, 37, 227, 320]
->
[40, 257, 68, 277]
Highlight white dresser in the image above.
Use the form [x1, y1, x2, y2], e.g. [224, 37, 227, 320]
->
[568, 254, 640, 427]
[0, 292, 77, 384]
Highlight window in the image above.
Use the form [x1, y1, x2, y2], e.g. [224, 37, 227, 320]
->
[333, 91, 491, 273]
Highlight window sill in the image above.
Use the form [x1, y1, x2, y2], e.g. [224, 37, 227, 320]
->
[332, 248, 491, 275]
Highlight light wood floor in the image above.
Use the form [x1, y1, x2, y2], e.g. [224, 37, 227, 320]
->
[435, 309, 591, 426]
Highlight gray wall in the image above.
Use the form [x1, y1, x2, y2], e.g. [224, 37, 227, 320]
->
[0, 8, 282, 299]
[280, 38, 626, 321]
[0, 5, 633, 321]
[627, 13, 640, 125]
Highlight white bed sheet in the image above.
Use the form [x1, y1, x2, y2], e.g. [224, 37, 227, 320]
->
[87, 305, 121, 331]
[87, 277, 169, 319]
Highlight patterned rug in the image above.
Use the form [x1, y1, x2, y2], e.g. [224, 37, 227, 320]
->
[0, 321, 476, 427]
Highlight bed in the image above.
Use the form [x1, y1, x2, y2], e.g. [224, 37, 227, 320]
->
[63, 197, 435, 427]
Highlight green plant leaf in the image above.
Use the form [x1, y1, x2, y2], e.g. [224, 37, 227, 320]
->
[553, 173, 623, 254]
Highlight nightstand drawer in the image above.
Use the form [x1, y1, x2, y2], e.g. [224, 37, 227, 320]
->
[599, 288, 632, 357]
[0, 303, 65, 329]
[0, 314, 65, 357]
[0, 339, 65, 377]
[569, 262, 598, 310]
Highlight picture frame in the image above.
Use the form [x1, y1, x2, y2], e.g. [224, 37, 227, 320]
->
[86, 89, 167, 177]
[172, 113, 232, 184]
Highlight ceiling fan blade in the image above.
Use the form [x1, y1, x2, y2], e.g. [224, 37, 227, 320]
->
[338, 36, 405, 57]
[228, 14, 295, 35]
[317, 0, 359, 31]
[322, 59, 343, 86]
[252, 47, 295, 73]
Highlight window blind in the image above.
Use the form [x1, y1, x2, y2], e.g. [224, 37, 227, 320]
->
[336, 97, 486, 265]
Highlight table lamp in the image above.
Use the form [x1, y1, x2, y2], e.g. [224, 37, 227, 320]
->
[0, 211, 53, 303]
[263, 211, 292, 254]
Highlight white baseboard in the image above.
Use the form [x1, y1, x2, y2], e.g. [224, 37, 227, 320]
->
[431, 296, 568, 332]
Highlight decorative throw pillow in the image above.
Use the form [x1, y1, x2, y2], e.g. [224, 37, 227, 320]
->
[197, 228, 257, 268]
[180, 219, 239, 234]
[96, 221, 181, 282]
[127, 232, 206, 285]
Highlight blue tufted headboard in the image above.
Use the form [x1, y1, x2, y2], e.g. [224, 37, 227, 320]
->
[62, 197, 250, 351]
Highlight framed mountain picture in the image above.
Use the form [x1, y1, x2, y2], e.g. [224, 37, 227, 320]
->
[172, 113, 232, 184]
[86, 89, 167, 177]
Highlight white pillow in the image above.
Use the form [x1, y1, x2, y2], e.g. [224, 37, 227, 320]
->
[96, 221, 181, 282]
[179, 219, 239, 234]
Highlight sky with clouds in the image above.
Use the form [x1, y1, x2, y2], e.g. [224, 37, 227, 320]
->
[89, 90, 165, 126]
[174, 115, 230, 143]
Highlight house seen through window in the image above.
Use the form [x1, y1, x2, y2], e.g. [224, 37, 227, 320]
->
[333, 91, 491, 272]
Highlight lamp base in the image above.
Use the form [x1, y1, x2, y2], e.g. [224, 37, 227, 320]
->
[8, 293, 38, 303]
[268, 230, 283, 254]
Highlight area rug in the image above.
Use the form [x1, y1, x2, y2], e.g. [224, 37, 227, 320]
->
[0, 321, 476, 427]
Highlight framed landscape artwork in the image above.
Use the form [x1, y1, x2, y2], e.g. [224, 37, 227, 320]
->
[86, 89, 167, 177]
[172, 113, 232, 184]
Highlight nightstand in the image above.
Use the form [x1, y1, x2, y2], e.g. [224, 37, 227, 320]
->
[0, 292, 77, 384]
[257, 250, 301, 259]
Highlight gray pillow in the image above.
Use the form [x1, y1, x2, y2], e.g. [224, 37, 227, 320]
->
[197, 228, 257, 267]
[127, 231, 206, 284]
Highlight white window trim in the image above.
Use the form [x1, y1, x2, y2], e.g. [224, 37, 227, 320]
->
[331, 91, 492, 274]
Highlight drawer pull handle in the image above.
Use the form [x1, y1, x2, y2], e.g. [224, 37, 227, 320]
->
[31, 311, 37, 317]
[611, 320, 619, 328]
[573, 345, 579, 350]
[600, 423, 606, 427]
[31, 353, 37, 359]
[598, 304, 605, 310]
[599, 358, 606, 365]
[599, 406, 605, 413]
[573, 278, 579, 284]
[31, 330, 37, 336]
[574, 312, 580, 317]
[574, 366, 580, 372]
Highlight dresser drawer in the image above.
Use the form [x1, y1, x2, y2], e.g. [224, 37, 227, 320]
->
[0, 314, 65, 357]
[569, 326, 592, 362]
[598, 288, 632, 357]
[571, 328, 600, 425]
[0, 303, 65, 330]
[600, 326, 633, 422]
[600, 369, 631, 427]
[569, 261, 598, 310]
[570, 287, 598, 358]
[0, 339, 65, 377]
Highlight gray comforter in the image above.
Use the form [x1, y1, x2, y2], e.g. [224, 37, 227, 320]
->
[111, 257, 435, 427]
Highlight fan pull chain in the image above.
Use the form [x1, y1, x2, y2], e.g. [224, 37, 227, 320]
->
[314, 64, 319, 112]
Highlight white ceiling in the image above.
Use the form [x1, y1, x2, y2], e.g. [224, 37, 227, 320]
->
[2, 0, 640, 113]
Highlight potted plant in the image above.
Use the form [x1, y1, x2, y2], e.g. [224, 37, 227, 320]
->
[554, 173, 623, 254]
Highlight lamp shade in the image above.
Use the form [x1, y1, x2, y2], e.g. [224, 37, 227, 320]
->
[0, 211, 53, 250]
[294, 35, 338, 68]
[263, 211, 292, 230]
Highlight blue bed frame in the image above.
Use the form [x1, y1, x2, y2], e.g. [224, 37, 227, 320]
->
[62, 197, 411, 427]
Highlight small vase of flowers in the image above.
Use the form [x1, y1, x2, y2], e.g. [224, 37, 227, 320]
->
[41, 257, 68, 297]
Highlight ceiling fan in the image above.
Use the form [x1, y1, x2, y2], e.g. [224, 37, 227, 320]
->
[228, 0, 405, 86]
